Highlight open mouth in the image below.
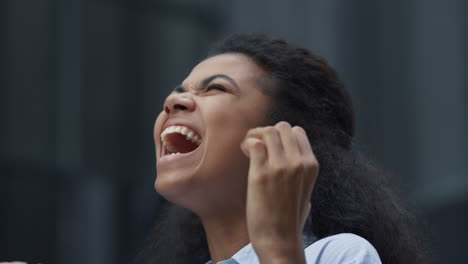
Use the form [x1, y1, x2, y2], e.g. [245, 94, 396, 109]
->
[160, 125, 202, 156]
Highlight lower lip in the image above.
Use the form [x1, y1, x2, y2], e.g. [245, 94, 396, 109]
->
[159, 152, 191, 162]
[157, 144, 202, 165]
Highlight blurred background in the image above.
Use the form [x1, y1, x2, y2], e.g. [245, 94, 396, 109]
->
[1, 0, 466, 263]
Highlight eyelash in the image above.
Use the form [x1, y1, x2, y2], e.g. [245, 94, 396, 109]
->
[206, 84, 226, 92]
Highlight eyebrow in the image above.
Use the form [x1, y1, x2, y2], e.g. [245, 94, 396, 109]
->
[173, 74, 239, 93]
[200, 74, 239, 90]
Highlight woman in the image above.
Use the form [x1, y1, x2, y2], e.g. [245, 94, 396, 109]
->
[135, 33, 429, 264]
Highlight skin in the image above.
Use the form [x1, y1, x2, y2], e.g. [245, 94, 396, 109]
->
[154, 53, 319, 263]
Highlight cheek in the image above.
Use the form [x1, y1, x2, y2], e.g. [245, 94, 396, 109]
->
[153, 112, 165, 155]
[202, 112, 252, 172]
[196, 97, 268, 177]
[154, 112, 164, 137]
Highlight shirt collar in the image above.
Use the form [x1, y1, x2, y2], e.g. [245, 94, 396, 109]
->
[231, 243, 259, 263]
[206, 242, 259, 264]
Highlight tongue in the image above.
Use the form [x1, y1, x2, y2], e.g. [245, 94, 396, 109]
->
[167, 133, 199, 153]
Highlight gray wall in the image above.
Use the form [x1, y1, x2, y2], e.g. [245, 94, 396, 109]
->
[1, 0, 466, 263]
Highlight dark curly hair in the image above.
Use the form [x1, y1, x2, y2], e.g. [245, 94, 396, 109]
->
[133, 33, 430, 264]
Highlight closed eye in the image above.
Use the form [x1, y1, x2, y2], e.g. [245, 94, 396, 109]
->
[206, 84, 227, 92]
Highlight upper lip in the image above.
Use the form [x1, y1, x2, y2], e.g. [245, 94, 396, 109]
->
[162, 119, 202, 136]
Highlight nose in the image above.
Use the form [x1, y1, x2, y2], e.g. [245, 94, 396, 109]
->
[163, 92, 196, 114]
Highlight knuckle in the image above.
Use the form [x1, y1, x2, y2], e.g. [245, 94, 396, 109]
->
[271, 163, 288, 175]
[275, 121, 291, 130]
[246, 127, 259, 135]
[292, 125, 306, 135]
[304, 158, 319, 171]
[263, 126, 276, 134]
[290, 160, 305, 174]
[251, 140, 264, 148]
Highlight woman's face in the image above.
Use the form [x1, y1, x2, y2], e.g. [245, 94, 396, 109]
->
[154, 53, 271, 214]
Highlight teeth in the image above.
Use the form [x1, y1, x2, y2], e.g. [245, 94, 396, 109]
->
[187, 131, 194, 139]
[161, 126, 174, 137]
[161, 138, 177, 154]
[160, 125, 202, 155]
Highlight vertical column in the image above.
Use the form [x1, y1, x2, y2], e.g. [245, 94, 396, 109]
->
[3, 0, 57, 161]
[55, 1, 116, 264]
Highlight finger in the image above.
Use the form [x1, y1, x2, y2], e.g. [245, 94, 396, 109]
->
[276, 122, 307, 219]
[275, 122, 301, 160]
[243, 137, 267, 167]
[291, 126, 314, 156]
[245, 126, 284, 165]
[292, 126, 319, 209]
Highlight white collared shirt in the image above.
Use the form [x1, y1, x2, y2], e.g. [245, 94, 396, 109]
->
[206, 233, 382, 264]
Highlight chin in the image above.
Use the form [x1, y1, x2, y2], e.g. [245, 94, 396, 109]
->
[154, 170, 198, 205]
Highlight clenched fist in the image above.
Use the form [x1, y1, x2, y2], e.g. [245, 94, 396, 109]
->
[241, 121, 319, 264]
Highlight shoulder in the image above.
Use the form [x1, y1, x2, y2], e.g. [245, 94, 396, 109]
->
[304, 233, 382, 264]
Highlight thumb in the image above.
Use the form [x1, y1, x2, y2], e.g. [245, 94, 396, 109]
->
[240, 137, 264, 158]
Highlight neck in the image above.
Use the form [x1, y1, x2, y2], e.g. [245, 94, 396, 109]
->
[200, 209, 250, 263]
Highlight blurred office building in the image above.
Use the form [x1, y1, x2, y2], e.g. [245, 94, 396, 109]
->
[1, 0, 467, 263]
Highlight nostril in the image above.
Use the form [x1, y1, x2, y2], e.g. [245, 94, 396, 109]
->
[164, 106, 170, 113]
[174, 104, 188, 111]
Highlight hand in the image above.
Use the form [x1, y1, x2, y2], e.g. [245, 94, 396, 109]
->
[240, 122, 319, 263]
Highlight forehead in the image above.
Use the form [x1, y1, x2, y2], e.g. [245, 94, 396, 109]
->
[183, 53, 266, 87]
